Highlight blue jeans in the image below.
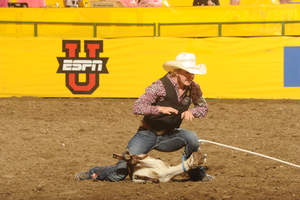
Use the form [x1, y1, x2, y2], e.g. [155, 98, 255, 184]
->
[88, 128, 206, 181]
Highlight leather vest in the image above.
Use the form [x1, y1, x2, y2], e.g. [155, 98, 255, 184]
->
[143, 75, 192, 132]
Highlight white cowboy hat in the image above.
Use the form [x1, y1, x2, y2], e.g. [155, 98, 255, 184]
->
[163, 52, 207, 74]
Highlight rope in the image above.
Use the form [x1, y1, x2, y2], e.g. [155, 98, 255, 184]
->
[199, 139, 300, 169]
[181, 155, 187, 172]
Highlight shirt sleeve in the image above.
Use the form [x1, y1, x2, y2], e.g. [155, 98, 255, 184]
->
[132, 80, 165, 115]
[189, 82, 208, 118]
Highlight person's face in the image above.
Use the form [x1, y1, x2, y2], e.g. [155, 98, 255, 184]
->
[176, 69, 195, 87]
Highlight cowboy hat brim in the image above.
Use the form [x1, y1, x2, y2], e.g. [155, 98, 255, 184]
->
[163, 61, 207, 75]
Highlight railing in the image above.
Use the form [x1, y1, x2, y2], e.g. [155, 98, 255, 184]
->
[1, 20, 300, 37]
[158, 21, 300, 37]
[0, 21, 156, 37]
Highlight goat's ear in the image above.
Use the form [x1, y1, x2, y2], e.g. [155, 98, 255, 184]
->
[197, 154, 207, 164]
[197, 147, 202, 152]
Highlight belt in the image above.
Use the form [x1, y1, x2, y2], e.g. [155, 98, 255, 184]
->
[139, 120, 166, 136]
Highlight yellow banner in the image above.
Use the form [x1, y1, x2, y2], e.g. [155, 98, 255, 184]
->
[0, 37, 300, 99]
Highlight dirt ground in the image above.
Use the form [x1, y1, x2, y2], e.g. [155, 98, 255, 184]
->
[0, 97, 299, 200]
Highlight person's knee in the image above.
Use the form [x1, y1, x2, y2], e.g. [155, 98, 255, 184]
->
[191, 139, 200, 149]
[182, 130, 200, 157]
[185, 131, 200, 148]
[106, 168, 129, 182]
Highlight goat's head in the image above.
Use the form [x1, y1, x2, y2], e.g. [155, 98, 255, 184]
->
[187, 148, 207, 169]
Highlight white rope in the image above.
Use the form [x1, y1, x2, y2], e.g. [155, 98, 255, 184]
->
[199, 139, 300, 169]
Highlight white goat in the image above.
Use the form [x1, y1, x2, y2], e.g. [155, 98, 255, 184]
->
[113, 148, 207, 183]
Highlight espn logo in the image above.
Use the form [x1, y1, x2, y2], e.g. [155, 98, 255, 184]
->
[61, 59, 104, 72]
[57, 40, 109, 94]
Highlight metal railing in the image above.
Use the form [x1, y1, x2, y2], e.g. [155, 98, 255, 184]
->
[0, 21, 156, 37]
[158, 21, 300, 37]
[1, 20, 300, 37]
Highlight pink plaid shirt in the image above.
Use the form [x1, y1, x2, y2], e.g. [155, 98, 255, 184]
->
[133, 74, 208, 118]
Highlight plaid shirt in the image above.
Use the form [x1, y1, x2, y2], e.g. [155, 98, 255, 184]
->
[132, 74, 208, 118]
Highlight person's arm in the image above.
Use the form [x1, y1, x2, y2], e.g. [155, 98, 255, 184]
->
[188, 82, 208, 118]
[133, 80, 164, 116]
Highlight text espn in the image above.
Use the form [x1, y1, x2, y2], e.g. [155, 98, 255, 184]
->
[62, 59, 103, 72]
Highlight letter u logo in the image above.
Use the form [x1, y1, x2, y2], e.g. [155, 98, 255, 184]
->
[57, 40, 109, 94]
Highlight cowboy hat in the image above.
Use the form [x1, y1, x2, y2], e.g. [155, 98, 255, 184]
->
[163, 52, 207, 74]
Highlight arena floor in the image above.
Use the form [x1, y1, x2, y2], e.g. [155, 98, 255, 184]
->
[0, 97, 299, 199]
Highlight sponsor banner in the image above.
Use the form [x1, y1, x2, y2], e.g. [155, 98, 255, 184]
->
[0, 36, 300, 99]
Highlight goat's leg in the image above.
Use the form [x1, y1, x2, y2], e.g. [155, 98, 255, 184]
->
[113, 153, 126, 160]
[113, 151, 136, 180]
[123, 149, 131, 160]
[113, 149, 132, 161]
[134, 175, 160, 183]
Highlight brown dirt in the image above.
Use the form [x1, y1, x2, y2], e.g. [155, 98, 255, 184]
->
[0, 97, 299, 200]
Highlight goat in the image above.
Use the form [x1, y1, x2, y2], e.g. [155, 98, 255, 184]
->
[113, 148, 207, 183]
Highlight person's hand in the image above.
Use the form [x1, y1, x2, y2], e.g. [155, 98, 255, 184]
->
[158, 106, 178, 115]
[181, 110, 194, 121]
[207, 0, 215, 6]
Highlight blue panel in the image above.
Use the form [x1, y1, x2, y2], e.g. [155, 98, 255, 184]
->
[284, 47, 300, 87]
